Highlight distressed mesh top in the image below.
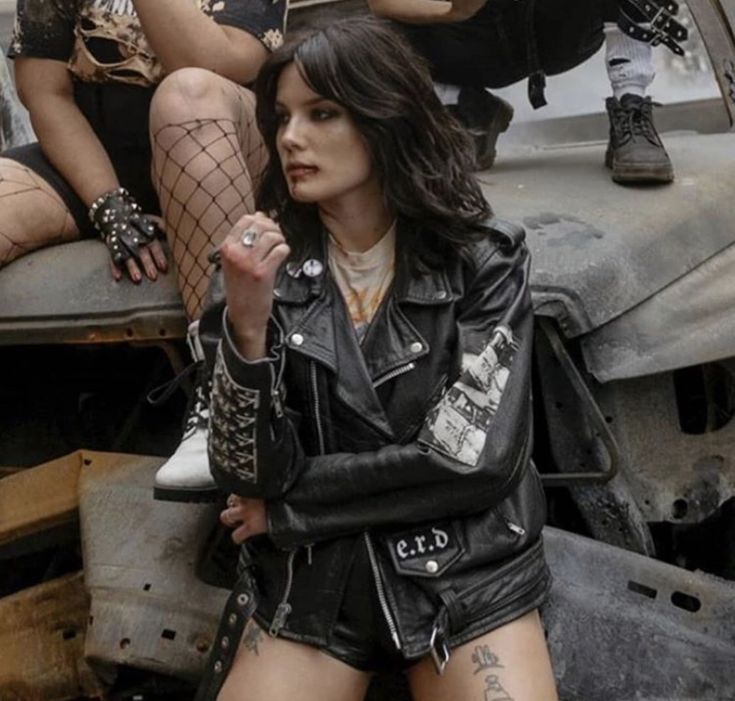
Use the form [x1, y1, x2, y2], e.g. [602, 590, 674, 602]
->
[8, 0, 286, 87]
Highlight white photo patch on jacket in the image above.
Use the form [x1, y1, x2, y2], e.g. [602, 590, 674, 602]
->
[386, 523, 464, 577]
[420, 326, 517, 467]
[209, 346, 260, 482]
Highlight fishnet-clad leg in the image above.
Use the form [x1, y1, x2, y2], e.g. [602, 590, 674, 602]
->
[0, 158, 79, 267]
[150, 68, 267, 320]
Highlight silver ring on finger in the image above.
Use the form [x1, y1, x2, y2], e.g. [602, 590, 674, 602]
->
[241, 228, 259, 248]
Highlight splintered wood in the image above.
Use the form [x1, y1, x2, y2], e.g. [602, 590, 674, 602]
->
[0, 572, 104, 700]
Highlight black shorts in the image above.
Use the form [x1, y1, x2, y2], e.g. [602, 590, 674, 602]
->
[2, 81, 159, 237]
[308, 537, 548, 673]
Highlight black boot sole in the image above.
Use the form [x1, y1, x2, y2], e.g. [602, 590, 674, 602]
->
[605, 147, 674, 184]
[153, 485, 222, 503]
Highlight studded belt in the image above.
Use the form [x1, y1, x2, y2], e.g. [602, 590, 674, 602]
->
[194, 568, 258, 701]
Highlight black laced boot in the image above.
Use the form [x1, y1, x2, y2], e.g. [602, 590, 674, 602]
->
[451, 87, 514, 171]
[605, 94, 674, 184]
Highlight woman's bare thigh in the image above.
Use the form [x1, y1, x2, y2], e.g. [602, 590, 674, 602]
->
[217, 620, 372, 701]
[407, 610, 558, 701]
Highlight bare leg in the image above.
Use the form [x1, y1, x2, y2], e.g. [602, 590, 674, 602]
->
[217, 620, 372, 701]
[408, 610, 558, 701]
[150, 68, 267, 320]
[0, 158, 78, 267]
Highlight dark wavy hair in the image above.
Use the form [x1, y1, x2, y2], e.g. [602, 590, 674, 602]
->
[254, 17, 492, 270]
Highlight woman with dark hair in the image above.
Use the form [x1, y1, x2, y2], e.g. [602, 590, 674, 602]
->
[198, 16, 557, 701]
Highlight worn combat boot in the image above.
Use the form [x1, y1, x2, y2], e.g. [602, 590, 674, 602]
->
[605, 93, 674, 184]
[452, 87, 514, 171]
[153, 321, 219, 502]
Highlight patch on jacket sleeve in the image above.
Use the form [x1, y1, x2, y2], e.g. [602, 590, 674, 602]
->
[208, 344, 260, 483]
[420, 326, 517, 467]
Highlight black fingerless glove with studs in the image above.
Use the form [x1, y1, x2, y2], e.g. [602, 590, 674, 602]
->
[88, 187, 163, 267]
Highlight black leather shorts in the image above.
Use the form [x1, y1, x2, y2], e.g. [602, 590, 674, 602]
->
[309, 537, 548, 673]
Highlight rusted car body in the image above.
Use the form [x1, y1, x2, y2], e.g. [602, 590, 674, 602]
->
[1, 1, 734, 699]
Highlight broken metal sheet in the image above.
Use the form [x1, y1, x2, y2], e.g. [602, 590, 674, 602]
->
[687, 0, 735, 128]
[544, 527, 735, 700]
[0, 240, 186, 346]
[581, 241, 735, 382]
[78, 451, 228, 682]
[480, 131, 735, 338]
[590, 371, 735, 525]
[0, 572, 105, 701]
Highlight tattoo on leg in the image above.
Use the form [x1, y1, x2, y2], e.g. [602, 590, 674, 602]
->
[472, 644, 504, 674]
[242, 622, 263, 656]
[483, 673, 514, 701]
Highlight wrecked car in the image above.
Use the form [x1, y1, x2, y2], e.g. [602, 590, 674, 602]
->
[1, 0, 734, 699]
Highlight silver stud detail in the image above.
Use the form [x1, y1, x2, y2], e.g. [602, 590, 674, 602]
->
[425, 560, 439, 574]
[435, 290, 447, 300]
[214, 660, 223, 674]
[237, 593, 249, 606]
[410, 342, 423, 353]
[302, 259, 324, 277]
[221, 636, 230, 650]
[286, 262, 302, 278]
[291, 333, 304, 347]
[228, 613, 237, 627]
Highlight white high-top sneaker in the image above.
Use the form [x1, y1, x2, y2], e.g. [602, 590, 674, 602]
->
[153, 321, 219, 502]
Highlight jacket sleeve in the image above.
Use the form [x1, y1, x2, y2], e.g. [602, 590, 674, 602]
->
[208, 239, 534, 549]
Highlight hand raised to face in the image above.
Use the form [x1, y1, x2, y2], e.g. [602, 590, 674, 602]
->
[218, 211, 290, 359]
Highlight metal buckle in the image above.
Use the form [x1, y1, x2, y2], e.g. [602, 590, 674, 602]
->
[429, 625, 450, 675]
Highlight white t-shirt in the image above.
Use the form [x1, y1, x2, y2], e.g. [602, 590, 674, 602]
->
[328, 224, 396, 343]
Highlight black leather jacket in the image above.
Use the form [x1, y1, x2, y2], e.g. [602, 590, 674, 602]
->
[206, 221, 548, 662]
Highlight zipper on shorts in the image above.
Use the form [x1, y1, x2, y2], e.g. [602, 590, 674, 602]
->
[269, 549, 296, 637]
[364, 532, 402, 651]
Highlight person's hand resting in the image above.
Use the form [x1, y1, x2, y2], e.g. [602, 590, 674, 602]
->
[221, 494, 268, 543]
[89, 187, 168, 283]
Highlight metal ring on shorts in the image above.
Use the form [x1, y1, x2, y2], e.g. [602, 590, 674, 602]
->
[241, 229, 259, 248]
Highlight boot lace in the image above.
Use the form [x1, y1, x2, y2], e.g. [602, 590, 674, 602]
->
[182, 379, 210, 440]
[147, 360, 210, 440]
[612, 97, 662, 147]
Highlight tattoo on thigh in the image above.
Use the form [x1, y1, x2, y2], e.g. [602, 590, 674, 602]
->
[472, 644, 504, 674]
[242, 621, 263, 655]
[483, 673, 514, 701]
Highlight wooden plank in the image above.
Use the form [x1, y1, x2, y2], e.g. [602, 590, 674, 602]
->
[0, 452, 82, 548]
[0, 572, 105, 700]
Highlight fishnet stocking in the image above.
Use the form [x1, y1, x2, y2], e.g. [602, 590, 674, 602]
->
[152, 90, 266, 320]
[0, 158, 78, 268]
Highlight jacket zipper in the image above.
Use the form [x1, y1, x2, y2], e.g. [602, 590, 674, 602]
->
[269, 549, 296, 637]
[364, 533, 402, 650]
[271, 362, 321, 638]
[373, 362, 416, 389]
[310, 362, 326, 455]
[504, 519, 526, 536]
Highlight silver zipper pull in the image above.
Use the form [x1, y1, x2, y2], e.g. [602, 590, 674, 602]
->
[306, 544, 313, 565]
[505, 519, 526, 536]
[269, 602, 292, 637]
[271, 387, 284, 418]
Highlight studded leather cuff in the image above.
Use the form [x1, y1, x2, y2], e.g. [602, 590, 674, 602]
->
[89, 188, 163, 267]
